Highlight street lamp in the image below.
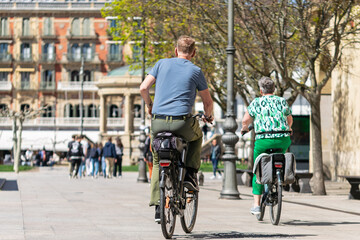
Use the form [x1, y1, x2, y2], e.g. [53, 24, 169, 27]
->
[221, 0, 240, 199]
[137, 18, 148, 183]
[79, 56, 84, 137]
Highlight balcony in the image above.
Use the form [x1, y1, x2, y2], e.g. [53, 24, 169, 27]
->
[107, 53, 123, 62]
[0, 81, 12, 91]
[57, 81, 98, 91]
[16, 80, 36, 91]
[0, 34, 13, 41]
[19, 54, 33, 62]
[67, 53, 95, 62]
[0, 2, 105, 11]
[40, 53, 56, 63]
[0, 53, 12, 63]
[39, 81, 56, 91]
[19, 34, 36, 41]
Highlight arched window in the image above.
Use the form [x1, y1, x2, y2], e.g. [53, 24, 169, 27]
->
[71, 71, 79, 82]
[134, 104, 141, 118]
[71, 43, 81, 61]
[83, 70, 91, 82]
[82, 18, 90, 36]
[64, 104, 73, 118]
[75, 104, 85, 118]
[109, 104, 119, 118]
[71, 18, 80, 36]
[82, 43, 92, 60]
[88, 104, 97, 117]
[20, 104, 30, 112]
[42, 106, 53, 118]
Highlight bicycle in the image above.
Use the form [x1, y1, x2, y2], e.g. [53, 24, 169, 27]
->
[154, 114, 209, 239]
[242, 127, 293, 225]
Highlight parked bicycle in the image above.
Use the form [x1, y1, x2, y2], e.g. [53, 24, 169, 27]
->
[242, 126, 295, 225]
[154, 114, 210, 239]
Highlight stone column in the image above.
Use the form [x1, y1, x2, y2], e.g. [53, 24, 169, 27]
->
[99, 94, 107, 135]
[124, 92, 132, 134]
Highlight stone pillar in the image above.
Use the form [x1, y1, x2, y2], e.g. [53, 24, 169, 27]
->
[124, 93, 132, 134]
[99, 94, 107, 135]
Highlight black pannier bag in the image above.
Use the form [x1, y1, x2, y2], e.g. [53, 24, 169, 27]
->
[152, 132, 184, 160]
[283, 153, 296, 184]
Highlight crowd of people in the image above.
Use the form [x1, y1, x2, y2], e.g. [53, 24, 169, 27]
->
[67, 135, 124, 179]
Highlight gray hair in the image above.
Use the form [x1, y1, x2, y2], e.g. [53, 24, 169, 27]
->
[258, 77, 275, 94]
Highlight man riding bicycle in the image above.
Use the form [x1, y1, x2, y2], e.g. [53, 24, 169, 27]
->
[241, 77, 293, 215]
[140, 35, 214, 222]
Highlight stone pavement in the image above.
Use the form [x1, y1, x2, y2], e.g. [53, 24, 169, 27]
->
[0, 166, 359, 240]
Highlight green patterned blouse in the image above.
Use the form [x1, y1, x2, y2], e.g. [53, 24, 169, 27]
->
[247, 95, 292, 140]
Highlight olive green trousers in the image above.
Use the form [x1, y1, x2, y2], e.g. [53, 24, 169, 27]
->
[149, 116, 203, 206]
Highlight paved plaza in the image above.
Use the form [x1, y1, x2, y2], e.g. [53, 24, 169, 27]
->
[0, 166, 359, 240]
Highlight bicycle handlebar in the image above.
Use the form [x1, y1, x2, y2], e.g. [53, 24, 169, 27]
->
[193, 113, 213, 124]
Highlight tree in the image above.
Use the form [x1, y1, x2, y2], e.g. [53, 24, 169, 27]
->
[103, 0, 360, 194]
[0, 107, 46, 173]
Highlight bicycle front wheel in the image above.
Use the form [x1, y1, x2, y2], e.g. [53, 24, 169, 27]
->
[180, 189, 198, 233]
[269, 179, 282, 225]
[160, 173, 176, 239]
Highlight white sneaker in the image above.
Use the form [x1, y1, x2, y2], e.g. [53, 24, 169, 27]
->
[217, 175, 222, 179]
[210, 175, 216, 180]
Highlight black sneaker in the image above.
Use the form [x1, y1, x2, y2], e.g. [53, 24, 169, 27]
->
[184, 171, 199, 192]
[155, 205, 160, 223]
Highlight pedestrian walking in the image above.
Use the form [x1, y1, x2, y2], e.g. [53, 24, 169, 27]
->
[79, 136, 89, 178]
[113, 137, 124, 178]
[98, 142, 106, 178]
[209, 139, 222, 179]
[89, 142, 100, 178]
[68, 136, 84, 178]
[143, 133, 153, 181]
[102, 137, 116, 179]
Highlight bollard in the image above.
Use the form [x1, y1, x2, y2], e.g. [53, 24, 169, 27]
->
[137, 129, 148, 183]
[198, 171, 204, 186]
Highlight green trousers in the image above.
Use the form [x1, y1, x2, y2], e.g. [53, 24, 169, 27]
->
[149, 116, 203, 206]
[252, 136, 291, 195]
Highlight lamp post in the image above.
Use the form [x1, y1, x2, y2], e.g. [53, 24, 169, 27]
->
[79, 56, 84, 136]
[137, 20, 148, 183]
[221, 0, 240, 199]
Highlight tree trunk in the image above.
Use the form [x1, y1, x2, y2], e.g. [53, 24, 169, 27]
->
[12, 118, 18, 173]
[14, 119, 23, 174]
[310, 95, 326, 195]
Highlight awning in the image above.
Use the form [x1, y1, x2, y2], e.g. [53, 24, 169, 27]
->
[0, 68, 12, 72]
[0, 130, 99, 152]
[17, 68, 35, 72]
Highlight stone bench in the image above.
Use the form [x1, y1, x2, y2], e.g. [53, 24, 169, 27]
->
[219, 169, 253, 187]
[285, 172, 313, 193]
[339, 175, 360, 200]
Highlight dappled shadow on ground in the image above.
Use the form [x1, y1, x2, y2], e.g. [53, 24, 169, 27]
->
[283, 220, 360, 227]
[1, 180, 19, 191]
[174, 231, 315, 239]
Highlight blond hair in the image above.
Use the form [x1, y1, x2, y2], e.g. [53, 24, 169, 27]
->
[176, 35, 195, 54]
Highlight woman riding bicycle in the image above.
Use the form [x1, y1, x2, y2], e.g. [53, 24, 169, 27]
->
[241, 77, 293, 215]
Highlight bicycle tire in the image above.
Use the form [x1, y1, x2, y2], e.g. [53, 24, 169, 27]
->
[269, 177, 282, 225]
[160, 173, 176, 239]
[180, 189, 198, 233]
[256, 192, 266, 221]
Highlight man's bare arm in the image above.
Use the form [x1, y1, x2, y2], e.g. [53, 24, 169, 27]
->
[198, 89, 213, 121]
[241, 111, 253, 131]
[140, 74, 156, 115]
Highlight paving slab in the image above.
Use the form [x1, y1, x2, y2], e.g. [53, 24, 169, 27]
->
[0, 167, 359, 240]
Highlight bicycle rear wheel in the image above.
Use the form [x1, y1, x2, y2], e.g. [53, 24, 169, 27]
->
[269, 180, 282, 225]
[160, 173, 176, 239]
[180, 189, 198, 233]
[256, 192, 266, 221]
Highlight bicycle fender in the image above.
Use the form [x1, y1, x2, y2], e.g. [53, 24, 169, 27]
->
[160, 171, 165, 188]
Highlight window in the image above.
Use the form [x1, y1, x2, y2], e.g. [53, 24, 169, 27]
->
[43, 18, 52, 36]
[88, 104, 97, 117]
[71, 43, 81, 61]
[20, 104, 30, 112]
[42, 106, 53, 118]
[83, 70, 91, 82]
[82, 43, 92, 60]
[71, 70, 79, 82]
[109, 44, 121, 61]
[109, 104, 119, 118]
[134, 104, 141, 118]
[109, 19, 120, 37]
[0, 43, 8, 60]
[21, 72, 31, 89]
[0, 72, 8, 81]
[71, 18, 80, 36]
[43, 43, 54, 61]
[82, 18, 90, 36]
[42, 70, 54, 89]
[20, 43, 31, 60]
[22, 18, 30, 36]
[0, 17, 8, 36]
[64, 104, 73, 118]
[132, 45, 141, 60]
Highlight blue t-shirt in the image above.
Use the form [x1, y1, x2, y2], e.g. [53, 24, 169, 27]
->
[148, 58, 208, 116]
